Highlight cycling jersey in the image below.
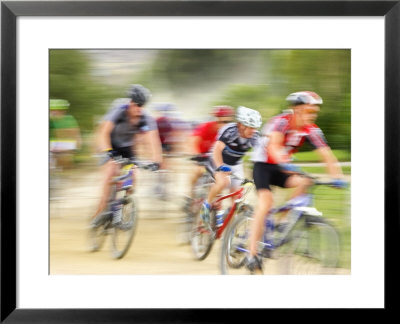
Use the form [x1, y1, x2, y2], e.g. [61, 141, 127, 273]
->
[252, 112, 328, 164]
[215, 122, 259, 165]
[156, 116, 173, 145]
[192, 121, 218, 154]
[104, 104, 157, 149]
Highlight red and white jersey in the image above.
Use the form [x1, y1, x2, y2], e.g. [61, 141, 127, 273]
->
[251, 112, 328, 164]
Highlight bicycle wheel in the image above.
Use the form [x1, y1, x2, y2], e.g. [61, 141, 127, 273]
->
[220, 211, 254, 275]
[111, 196, 138, 259]
[88, 212, 111, 252]
[278, 215, 340, 275]
[190, 207, 216, 260]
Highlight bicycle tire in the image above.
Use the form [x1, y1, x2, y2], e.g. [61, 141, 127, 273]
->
[220, 210, 253, 275]
[190, 208, 216, 260]
[111, 196, 139, 259]
[179, 173, 213, 245]
[88, 212, 111, 252]
[278, 215, 340, 274]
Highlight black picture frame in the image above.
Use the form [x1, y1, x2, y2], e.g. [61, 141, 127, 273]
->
[1, 0, 398, 322]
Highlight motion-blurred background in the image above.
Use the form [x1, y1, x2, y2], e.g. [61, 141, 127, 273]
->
[49, 49, 351, 275]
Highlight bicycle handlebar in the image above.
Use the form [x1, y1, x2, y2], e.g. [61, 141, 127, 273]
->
[292, 169, 347, 188]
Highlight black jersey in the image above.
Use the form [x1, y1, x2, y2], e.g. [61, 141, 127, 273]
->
[216, 122, 259, 165]
[104, 103, 157, 149]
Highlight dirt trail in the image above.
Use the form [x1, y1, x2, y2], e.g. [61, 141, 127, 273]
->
[50, 157, 350, 275]
[50, 157, 230, 275]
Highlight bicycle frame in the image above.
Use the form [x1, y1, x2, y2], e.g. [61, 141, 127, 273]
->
[213, 186, 246, 239]
[265, 194, 314, 248]
[233, 193, 315, 256]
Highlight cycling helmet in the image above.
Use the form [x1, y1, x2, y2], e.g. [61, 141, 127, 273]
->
[286, 91, 323, 106]
[154, 103, 175, 112]
[50, 99, 70, 110]
[213, 105, 234, 117]
[236, 106, 262, 128]
[126, 84, 151, 107]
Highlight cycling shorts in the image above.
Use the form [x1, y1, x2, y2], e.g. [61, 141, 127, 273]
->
[207, 159, 244, 189]
[253, 162, 291, 191]
[112, 146, 134, 159]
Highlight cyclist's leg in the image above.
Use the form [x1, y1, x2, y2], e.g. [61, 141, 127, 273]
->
[249, 188, 274, 257]
[92, 159, 119, 220]
[190, 165, 205, 198]
[247, 163, 287, 271]
[206, 171, 230, 205]
[276, 173, 313, 223]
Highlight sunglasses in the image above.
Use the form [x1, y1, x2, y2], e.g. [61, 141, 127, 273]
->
[218, 120, 232, 124]
[304, 108, 319, 114]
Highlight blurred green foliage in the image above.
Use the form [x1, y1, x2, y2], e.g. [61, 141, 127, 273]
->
[50, 49, 350, 152]
[49, 50, 119, 133]
[213, 50, 351, 151]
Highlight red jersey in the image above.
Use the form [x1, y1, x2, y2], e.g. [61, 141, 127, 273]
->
[156, 116, 173, 145]
[252, 112, 328, 164]
[192, 121, 218, 153]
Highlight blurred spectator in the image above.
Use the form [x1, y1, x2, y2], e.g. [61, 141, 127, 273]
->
[49, 99, 81, 169]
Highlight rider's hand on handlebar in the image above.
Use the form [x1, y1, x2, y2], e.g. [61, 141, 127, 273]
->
[216, 164, 232, 173]
[98, 148, 117, 165]
[331, 178, 347, 189]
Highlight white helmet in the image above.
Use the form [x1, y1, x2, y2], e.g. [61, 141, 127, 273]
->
[286, 91, 323, 105]
[236, 106, 262, 128]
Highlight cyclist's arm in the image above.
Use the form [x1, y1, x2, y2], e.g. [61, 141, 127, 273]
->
[212, 140, 226, 168]
[98, 120, 114, 152]
[315, 146, 344, 179]
[266, 131, 290, 164]
[143, 129, 163, 164]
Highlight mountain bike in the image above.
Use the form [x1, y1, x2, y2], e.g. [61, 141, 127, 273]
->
[190, 174, 255, 260]
[178, 155, 215, 244]
[88, 157, 154, 259]
[220, 172, 343, 274]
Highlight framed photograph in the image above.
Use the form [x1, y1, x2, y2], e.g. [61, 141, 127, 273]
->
[1, 0, 398, 322]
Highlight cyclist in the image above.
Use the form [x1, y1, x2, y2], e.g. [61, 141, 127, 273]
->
[247, 91, 346, 273]
[200, 106, 262, 227]
[155, 103, 175, 154]
[188, 106, 235, 198]
[90, 84, 162, 227]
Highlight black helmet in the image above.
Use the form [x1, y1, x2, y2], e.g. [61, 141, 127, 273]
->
[127, 84, 151, 107]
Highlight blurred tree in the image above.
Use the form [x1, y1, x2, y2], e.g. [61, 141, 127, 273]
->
[213, 50, 351, 151]
[148, 49, 260, 91]
[50, 49, 351, 155]
[265, 50, 351, 151]
[49, 50, 118, 133]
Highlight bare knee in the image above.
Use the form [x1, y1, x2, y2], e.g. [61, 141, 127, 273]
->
[286, 175, 312, 189]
